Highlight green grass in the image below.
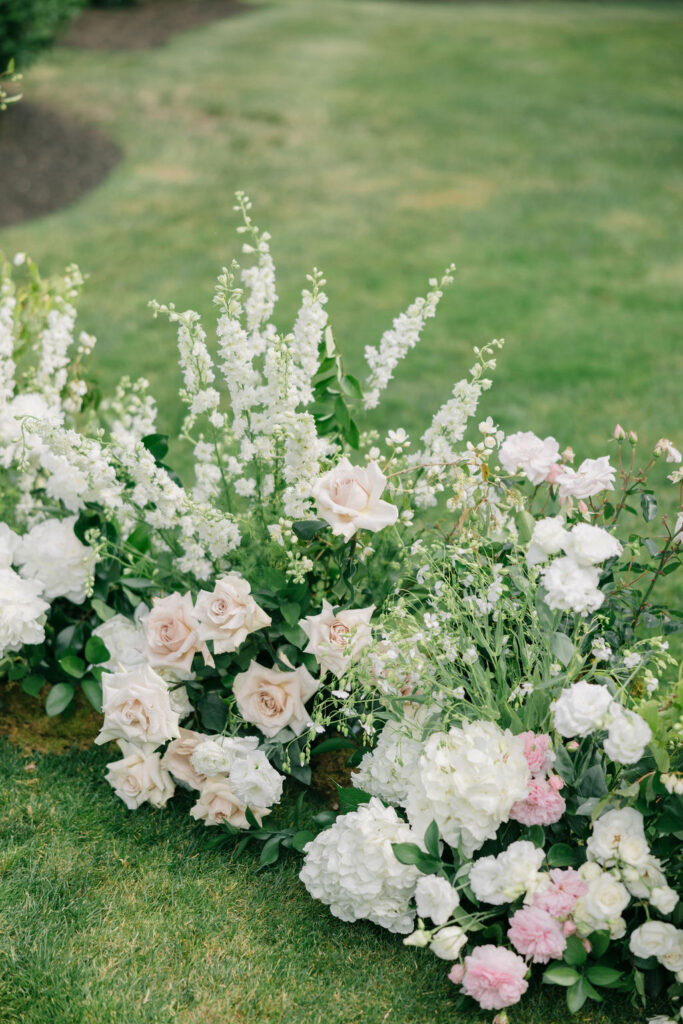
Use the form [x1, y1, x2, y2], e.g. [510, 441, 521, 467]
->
[0, 739, 662, 1024]
[1, 2, 681, 1021]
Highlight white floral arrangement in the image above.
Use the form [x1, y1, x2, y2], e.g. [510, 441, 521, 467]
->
[1, 200, 682, 1022]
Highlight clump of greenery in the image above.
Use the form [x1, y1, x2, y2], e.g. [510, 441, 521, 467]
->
[0, 0, 85, 70]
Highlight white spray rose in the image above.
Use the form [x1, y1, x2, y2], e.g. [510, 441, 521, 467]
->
[228, 750, 285, 809]
[312, 457, 398, 540]
[0, 568, 49, 657]
[95, 665, 180, 749]
[15, 516, 95, 604]
[573, 871, 630, 935]
[91, 613, 146, 673]
[526, 516, 568, 567]
[650, 887, 680, 916]
[630, 921, 681, 960]
[161, 727, 211, 790]
[556, 456, 616, 499]
[469, 841, 545, 905]
[299, 798, 420, 934]
[498, 431, 559, 484]
[541, 556, 603, 615]
[551, 680, 612, 738]
[415, 875, 460, 926]
[194, 574, 271, 654]
[233, 661, 319, 738]
[563, 523, 622, 566]
[300, 600, 374, 676]
[430, 926, 468, 960]
[603, 705, 652, 765]
[586, 806, 646, 865]
[105, 742, 175, 810]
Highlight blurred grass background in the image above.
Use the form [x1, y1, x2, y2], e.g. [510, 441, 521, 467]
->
[0, 2, 681, 1022]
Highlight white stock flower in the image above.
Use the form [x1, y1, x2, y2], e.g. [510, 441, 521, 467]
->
[299, 798, 420, 934]
[312, 458, 398, 540]
[540, 556, 603, 615]
[603, 705, 652, 765]
[526, 516, 568, 567]
[469, 841, 545, 905]
[229, 750, 285, 809]
[352, 717, 424, 805]
[233, 661, 319, 738]
[556, 456, 615, 499]
[551, 681, 612, 738]
[404, 722, 530, 857]
[95, 665, 180, 749]
[429, 926, 468, 960]
[300, 600, 374, 676]
[105, 742, 175, 810]
[15, 516, 95, 604]
[0, 568, 49, 657]
[91, 613, 146, 673]
[498, 431, 559, 484]
[415, 875, 460, 926]
[194, 574, 271, 654]
[0, 391, 55, 467]
[562, 523, 622, 566]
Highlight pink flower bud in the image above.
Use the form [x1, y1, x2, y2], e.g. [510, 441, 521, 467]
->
[545, 464, 562, 484]
[578, 500, 589, 517]
[582, 939, 592, 954]
[567, 740, 579, 752]
[561, 446, 575, 464]
[493, 1014, 510, 1024]
[628, 430, 638, 443]
[563, 920, 577, 936]
[613, 424, 626, 440]
[448, 964, 465, 985]
[548, 774, 564, 791]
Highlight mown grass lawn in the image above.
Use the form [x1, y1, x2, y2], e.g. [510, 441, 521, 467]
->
[0, 2, 681, 1022]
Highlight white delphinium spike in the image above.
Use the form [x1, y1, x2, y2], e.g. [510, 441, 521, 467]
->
[290, 269, 328, 406]
[214, 261, 262, 439]
[234, 192, 278, 338]
[149, 303, 219, 432]
[34, 264, 84, 410]
[362, 265, 455, 410]
[100, 376, 158, 448]
[0, 265, 16, 407]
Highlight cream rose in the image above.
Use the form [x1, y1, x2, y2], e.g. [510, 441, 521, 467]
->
[161, 727, 211, 790]
[141, 592, 212, 678]
[312, 457, 398, 540]
[233, 661, 319, 738]
[630, 921, 680, 960]
[105, 742, 175, 809]
[95, 665, 180, 749]
[189, 778, 268, 828]
[194, 574, 271, 655]
[300, 600, 374, 676]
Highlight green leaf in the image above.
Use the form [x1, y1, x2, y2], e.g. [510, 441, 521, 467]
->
[333, 395, 351, 431]
[526, 824, 545, 848]
[344, 418, 360, 450]
[643, 538, 660, 558]
[515, 510, 536, 544]
[587, 930, 610, 958]
[81, 677, 103, 713]
[567, 980, 587, 1013]
[85, 636, 110, 665]
[280, 602, 301, 627]
[21, 674, 45, 698]
[577, 764, 608, 799]
[585, 966, 622, 987]
[281, 624, 307, 647]
[292, 519, 327, 540]
[341, 374, 362, 399]
[550, 631, 575, 667]
[564, 934, 588, 966]
[141, 432, 169, 463]
[291, 830, 315, 853]
[548, 842, 581, 868]
[91, 598, 116, 622]
[8, 662, 27, 680]
[118, 577, 155, 590]
[391, 842, 427, 867]
[198, 692, 228, 732]
[45, 683, 75, 716]
[640, 493, 657, 522]
[337, 787, 371, 814]
[58, 654, 86, 679]
[310, 737, 356, 756]
[424, 820, 440, 858]
[543, 965, 580, 987]
[258, 836, 282, 868]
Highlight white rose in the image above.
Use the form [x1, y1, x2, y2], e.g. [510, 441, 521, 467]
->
[574, 872, 630, 934]
[578, 862, 602, 883]
[228, 750, 285, 809]
[624, 857, 667, 899]
[541, 556, 604, 615]
[15, 516, 95, 603]
[190, 778, 268, 828]
[603, 705, 652, 765]
[141, 592, 211, 679]
[650, 887, 680, 916]
[526, 516, 568, 567]
[429, 926, 468, 960]
[630, 921, 680, 960]
[498, 431, 560, 484]
[0, 568, 49, 657]
[312, 457, 398, 540]
[415, 875, 460, 926]
[194, 574, 271, 654]
[469, 841, 544, 905]
[616, 834, 651, 868]
[563, 523, 622, 566]
[556, 456, 616, 499]
[551, 681, 613, 738]
[300, 600, 374, 676]
[91, 613, 146, 673]
[105, 742, 175, 810]
[0, 522, 20, 567]
[95, 665, 180, 749]
[586, 806, 646, 865]
[659, 933, 683, 974]
[233, 661, 319, 738]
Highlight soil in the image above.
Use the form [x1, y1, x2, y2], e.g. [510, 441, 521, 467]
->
[61, 0, 252, 51]
[0, 101, 122, 228]
[0, 681, 101, 755]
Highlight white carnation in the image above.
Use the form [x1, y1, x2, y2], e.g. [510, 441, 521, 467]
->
[551, 680, 612, 738]
[0, 567, 49, 657]
[415, 875, 460, 926]
[469, 841, 545, 905]
[299, 798, 420, 934]
[563, 523, 622, 566]
[404, 721, 530, 857]
[228, 750, 285, 808]
[15, 516, 95, 604]
[541, 556, 603, 615]
[498, 431, 559, 485]
[0, 522, 20, 567]
[526, 516, 568, 567]
[191, 736, 259, 777]
[603, 704, 652, 765]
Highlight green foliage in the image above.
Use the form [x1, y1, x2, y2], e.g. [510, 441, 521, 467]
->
[0, 0, 85, 70]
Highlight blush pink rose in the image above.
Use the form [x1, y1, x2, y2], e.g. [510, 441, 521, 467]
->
[142, 592, 213, 678]
[508, 907, 566, 964]
[461, 945, 529, 1010]
[533, 869, 587, 918]
[161, 727, 211, 790]
[519, 731, 554, 776]
[509, 777, 566, 827]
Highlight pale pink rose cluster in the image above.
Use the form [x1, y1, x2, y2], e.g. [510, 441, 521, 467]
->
[233, 661, 320, 738]
[499, 430, 616, 504]
[299, 599, 374, 677]
[312, 458, 398, 540]
[509, 731, 566, 828]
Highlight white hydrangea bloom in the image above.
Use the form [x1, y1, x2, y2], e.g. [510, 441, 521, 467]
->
[0, 567, 49, 656]
[299, 798, 421, 934]
[352, 717, 424, 805]
[540, 556, 603, 615]
[15, 516, 96, 604]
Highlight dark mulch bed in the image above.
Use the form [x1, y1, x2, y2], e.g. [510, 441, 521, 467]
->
[62, 0, 252, 51]
[0, 101, 121, 227]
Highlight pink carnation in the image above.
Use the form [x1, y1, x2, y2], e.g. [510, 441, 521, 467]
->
[519, 731, 555, 776]
[533, 869, 587, 918]
[509, 777, 566, 826]
[461, 945, 529, 1010]
[508, 906, 567, 963]
[448, 964, 465, 985]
